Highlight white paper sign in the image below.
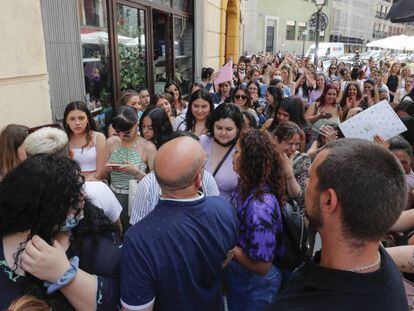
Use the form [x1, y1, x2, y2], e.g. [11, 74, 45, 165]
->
[339, 100, 407, 141]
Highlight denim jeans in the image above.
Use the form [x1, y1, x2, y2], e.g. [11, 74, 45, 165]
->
[224, 261, 281, 311]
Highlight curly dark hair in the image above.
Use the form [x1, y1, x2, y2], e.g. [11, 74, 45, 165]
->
[339, 81, 363, 109]
[0, 154, 84, 242]
[237, 129, 285, 202]
[139, 106, 173, 149]
[0, 154, 118, 307]
[185, 89, 214, 132]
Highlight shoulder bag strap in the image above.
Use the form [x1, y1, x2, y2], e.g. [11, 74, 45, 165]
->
[212, 144, 235, 177]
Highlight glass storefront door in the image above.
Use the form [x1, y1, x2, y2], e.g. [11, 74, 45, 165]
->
[152, 10, 173, 94]
[173, 16, 193, 96]
[114, 3, 148, 96]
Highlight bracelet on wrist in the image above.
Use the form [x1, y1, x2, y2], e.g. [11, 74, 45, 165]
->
[44, 256, 79, 294]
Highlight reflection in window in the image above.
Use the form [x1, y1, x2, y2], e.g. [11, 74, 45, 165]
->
[149, 0, 171, 6]
[174, 17, 193, 95]
[116, 5, 147, 91]
[79, 0, 113, 127]
[172, 0, 193, 12]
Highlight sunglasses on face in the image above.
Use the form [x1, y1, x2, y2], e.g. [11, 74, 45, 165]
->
[235, 94, 248, 100]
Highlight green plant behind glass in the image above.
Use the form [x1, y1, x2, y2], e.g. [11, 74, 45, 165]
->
[117, 7, 146, 91]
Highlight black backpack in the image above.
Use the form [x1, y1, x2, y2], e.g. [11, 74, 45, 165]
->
[274, 200, 310, 270]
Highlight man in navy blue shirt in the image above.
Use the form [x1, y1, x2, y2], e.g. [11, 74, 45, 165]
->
[270, 139, 408, 310]
[120, 136, 238, 311]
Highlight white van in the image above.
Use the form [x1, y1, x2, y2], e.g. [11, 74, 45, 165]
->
[306, 43, 345, 60]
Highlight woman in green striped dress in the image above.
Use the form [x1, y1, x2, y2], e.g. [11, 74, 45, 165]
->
[104, 106, 156, 230]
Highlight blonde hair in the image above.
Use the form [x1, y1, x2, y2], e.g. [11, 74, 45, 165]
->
[0, 124, 29, 179]
[24, 127, 69, 157]
[8, 295, 49, 311]
[401, 65, 412, 78]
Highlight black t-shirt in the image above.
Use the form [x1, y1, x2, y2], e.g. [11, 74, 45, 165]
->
[269, 248, 407, 311]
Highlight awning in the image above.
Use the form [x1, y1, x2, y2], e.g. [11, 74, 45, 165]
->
[386, 0, 414, 23]
[366, 34, 414, 50]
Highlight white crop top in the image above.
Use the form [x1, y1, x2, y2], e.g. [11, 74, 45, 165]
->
[73, 132, 98, 172]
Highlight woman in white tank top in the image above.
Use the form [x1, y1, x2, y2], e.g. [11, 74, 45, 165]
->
[63, 101, 106, 180]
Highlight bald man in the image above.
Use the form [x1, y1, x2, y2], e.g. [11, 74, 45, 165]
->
[121, 137, 238, 311]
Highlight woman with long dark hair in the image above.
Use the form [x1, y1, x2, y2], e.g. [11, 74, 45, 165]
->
[0, 124, 29, 181]
[338, 81, 363, 119]
[174, 89, 214, 137]
[225, 129, 284, 310]
[139, 106, 173, 149]
[0, 155, 120, 310]
[165, 80, 188, 116]
[265, 97, 311, 146]
[63, 101, 106, 180]
[264, 86, 284, 120]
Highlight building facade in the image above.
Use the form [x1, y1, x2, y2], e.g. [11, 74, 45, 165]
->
[0, 0, 243, 128]
[329, 0, 376, 53]
[0, 0, 52, 128]
[329, 0, 414, 53]
[373, 0, 399, 39]
[196, 0, 243, 71]
[242, 0, 331, 56]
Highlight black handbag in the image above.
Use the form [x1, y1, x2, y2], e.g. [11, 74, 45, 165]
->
[275, 200, 310, 270]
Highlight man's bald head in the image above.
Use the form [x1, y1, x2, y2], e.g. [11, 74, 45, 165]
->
[154, 136, 206, 192]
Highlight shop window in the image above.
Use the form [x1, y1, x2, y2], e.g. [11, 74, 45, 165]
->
[116, 4, 147, 91]
[150, 0, 171, 6]
[173, 17, 193, 95]
[79, 0, 113, 128]
[172, 0, 193, 12]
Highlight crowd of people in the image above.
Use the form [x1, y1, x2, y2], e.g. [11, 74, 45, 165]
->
[1, 50, 414, 310]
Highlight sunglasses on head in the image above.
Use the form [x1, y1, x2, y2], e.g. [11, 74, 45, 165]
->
[235, 94, 248, 100]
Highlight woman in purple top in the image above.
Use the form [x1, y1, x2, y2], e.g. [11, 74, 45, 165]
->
[224, 129, 284, 311]
[199, 103, 243, 202]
